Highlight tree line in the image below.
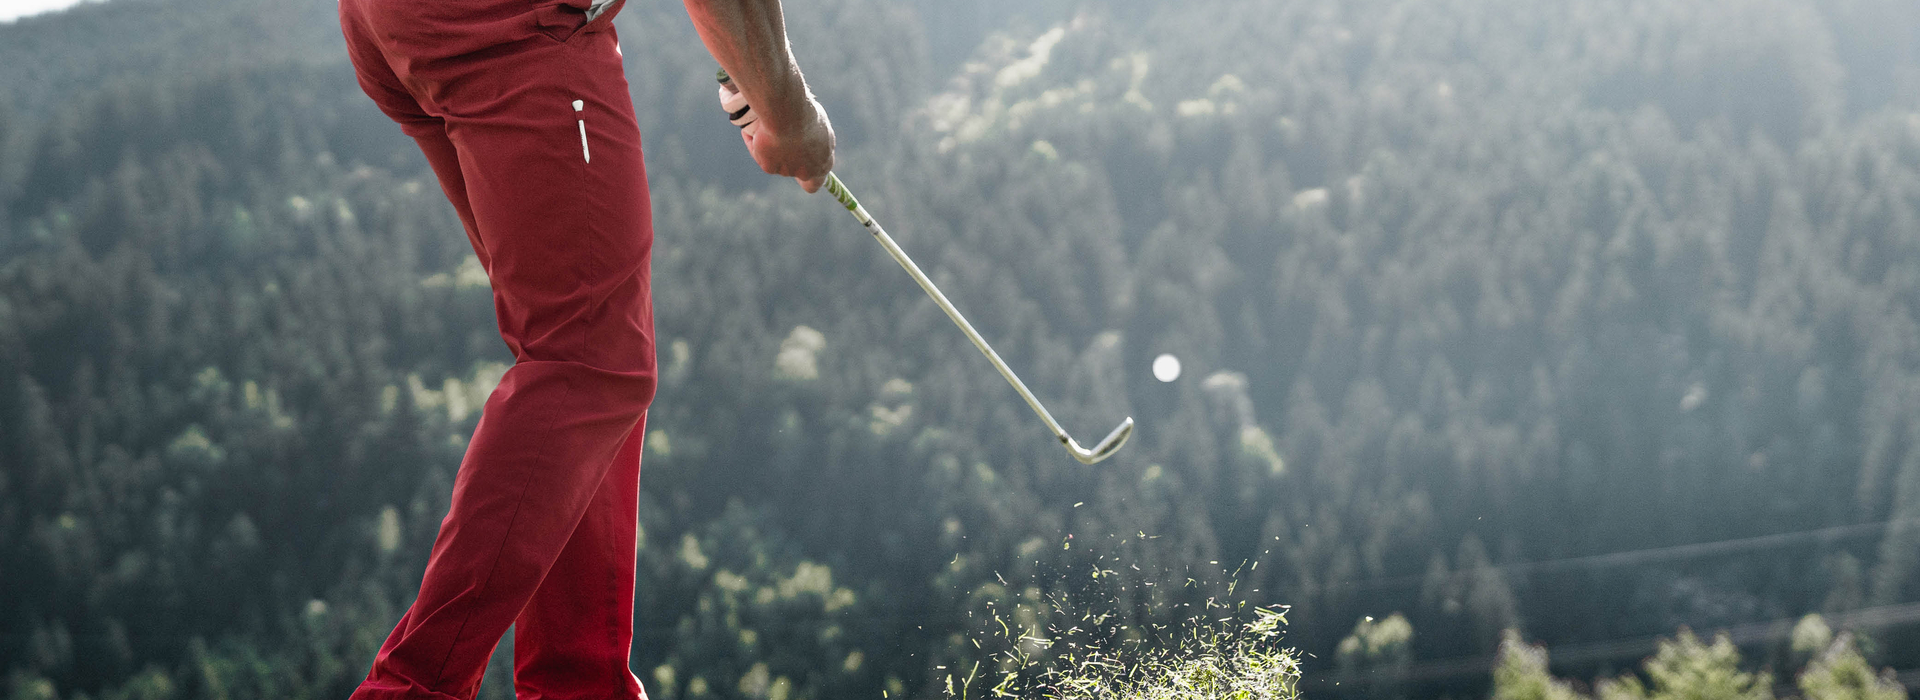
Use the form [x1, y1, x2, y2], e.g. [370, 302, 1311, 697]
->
[4, 0, 1920, 698]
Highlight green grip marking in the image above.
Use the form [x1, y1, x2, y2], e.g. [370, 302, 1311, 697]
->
[827, 174, 861, 213]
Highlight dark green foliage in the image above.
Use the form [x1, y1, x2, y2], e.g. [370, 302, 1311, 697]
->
[1599, 630, 1775, 700]
[1493, 621, 1908, 700]
[5, 0, 1920, 698]
[637, 502, 879, 700]
[1493, 631, 1585, 700]
[1800, 632, 1908, 700]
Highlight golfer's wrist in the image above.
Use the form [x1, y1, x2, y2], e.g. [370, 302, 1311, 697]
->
[757, 81, 819, 137]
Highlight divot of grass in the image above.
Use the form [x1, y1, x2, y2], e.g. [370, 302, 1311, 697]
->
[951, 603, 1301, 700]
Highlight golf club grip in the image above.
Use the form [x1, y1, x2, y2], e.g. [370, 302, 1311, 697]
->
[822, 173, 1072, 443]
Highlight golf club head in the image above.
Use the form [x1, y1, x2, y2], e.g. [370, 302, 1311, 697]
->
[1066, 417, 1135, 464]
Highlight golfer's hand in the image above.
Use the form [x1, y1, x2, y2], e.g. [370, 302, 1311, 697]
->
[744, 95, 835, 193]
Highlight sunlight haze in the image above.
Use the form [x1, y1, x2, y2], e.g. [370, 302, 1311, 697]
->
[0, 0, 97, 23]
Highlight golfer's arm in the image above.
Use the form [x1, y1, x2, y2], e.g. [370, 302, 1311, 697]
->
[683, 0, 813, 134]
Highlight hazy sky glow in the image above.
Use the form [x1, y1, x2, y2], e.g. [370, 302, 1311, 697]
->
[0, 0, 97, 23]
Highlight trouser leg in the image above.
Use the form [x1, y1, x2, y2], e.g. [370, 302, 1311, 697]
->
[340, 2, 655, 698]
[360, 360, 651, 700]
[513, 417, 647, 700]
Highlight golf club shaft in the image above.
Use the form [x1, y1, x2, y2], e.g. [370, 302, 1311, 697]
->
[822, 172, 1073, 445]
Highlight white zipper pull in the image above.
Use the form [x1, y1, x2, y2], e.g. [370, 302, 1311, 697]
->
[573, 99, 590, 164]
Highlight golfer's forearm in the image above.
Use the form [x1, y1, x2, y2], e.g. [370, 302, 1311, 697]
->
[684, 0, 812, 134]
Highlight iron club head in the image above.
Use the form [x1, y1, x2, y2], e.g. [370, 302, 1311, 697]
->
[1065, 417, 1134, 465]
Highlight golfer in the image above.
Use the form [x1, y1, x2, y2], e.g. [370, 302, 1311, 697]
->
[337, 0, 833, 696]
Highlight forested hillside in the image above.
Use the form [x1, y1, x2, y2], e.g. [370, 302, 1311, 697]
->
[4, 0, 1920, 698]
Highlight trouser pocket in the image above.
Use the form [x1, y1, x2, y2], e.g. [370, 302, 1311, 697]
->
[531, 0, 622, 43]
[582, 0, 624, 31]
[530, 0, 589, 42]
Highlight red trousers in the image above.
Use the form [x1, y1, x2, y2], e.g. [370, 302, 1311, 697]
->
[339, 1, 656, 698]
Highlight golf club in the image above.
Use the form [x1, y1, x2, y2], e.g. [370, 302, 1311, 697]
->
[719, 71, 1134, 464]
[820, 172, 1134, 464]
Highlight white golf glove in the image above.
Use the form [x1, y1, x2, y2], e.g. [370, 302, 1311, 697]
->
[717, 82, 763, 138]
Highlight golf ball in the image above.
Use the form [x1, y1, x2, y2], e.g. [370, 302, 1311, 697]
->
[1152, 354, 1181, 382]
